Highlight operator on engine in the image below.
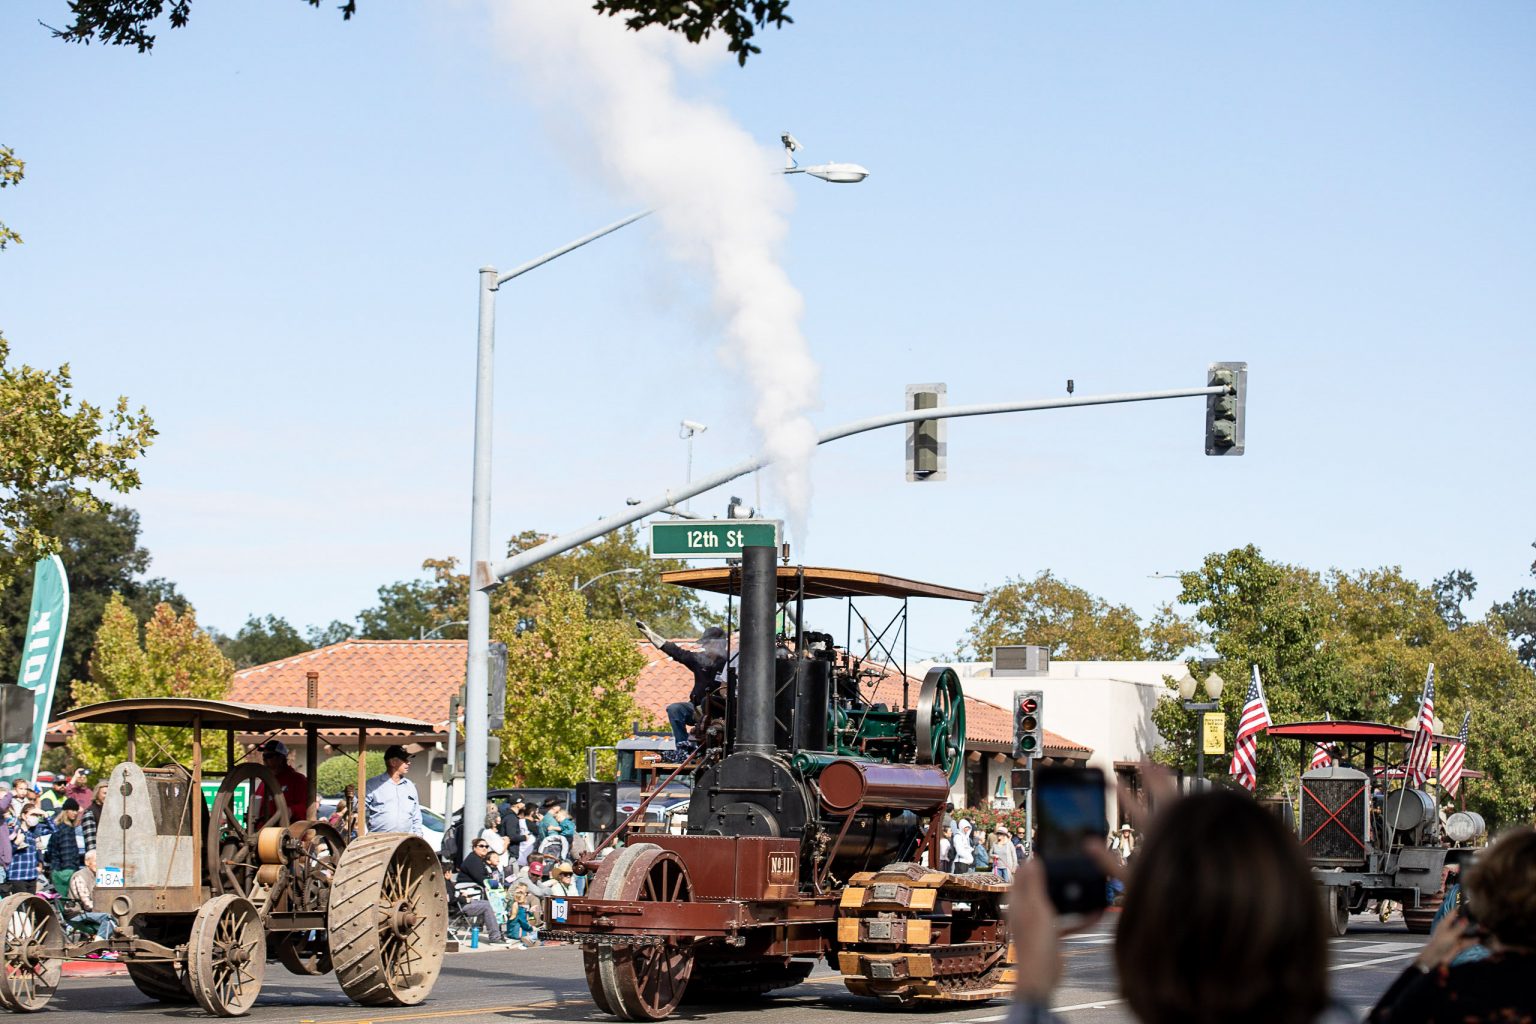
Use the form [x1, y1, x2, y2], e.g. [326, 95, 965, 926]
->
[639, 623, 731, 754]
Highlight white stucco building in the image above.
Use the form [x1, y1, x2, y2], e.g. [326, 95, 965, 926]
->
[915, 657, 1184, 824]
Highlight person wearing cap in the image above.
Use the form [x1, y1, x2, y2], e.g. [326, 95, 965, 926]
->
[546, 862, 579, 899]
[36, 773, 63, 812]
[990, 826, 1019, 881]
[365, 745, 422, 836]
[255, 740, 312, 823]
[44, 797, 84, 895]
[638, 623, 731, 750]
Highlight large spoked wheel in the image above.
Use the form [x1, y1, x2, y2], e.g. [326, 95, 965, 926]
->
[327, 833, 447, 1007]
[208, 764, 291, 902]
[187, 895, 265, 1017]
[0, 895, 62, 1012]
[916, 667, 966, 786]
[590, 843, 695, 1021]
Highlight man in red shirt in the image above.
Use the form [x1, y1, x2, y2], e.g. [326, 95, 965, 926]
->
[256, 740, 312, 823]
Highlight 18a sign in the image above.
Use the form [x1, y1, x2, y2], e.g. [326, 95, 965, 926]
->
[649, 520, 781, 560]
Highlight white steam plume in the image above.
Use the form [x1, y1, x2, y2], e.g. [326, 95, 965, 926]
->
[490, 2, 819, 543]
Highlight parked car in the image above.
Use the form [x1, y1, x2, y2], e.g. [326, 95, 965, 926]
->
[315, 796, 445, 854]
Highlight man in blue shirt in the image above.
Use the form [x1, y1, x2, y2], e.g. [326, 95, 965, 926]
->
[364, 746, 422, 836]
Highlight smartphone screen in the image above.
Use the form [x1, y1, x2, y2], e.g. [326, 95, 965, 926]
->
[1034, 766, 1109, 918]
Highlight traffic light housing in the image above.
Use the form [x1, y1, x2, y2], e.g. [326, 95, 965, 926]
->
[905, 383, 947, 481]
[1204, 361, 1247, 456]
[1013, 689, 1044, 760]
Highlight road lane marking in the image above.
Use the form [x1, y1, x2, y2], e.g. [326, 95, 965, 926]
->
[1339, 942, 1420, 954]
[1328, 952, 1418, 972]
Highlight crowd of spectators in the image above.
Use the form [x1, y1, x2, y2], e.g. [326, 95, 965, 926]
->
[1, 769, 117, 958]
[441, 794, 589, 949]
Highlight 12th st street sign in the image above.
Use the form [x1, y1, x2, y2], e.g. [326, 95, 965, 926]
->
[650, 520, 781, 559]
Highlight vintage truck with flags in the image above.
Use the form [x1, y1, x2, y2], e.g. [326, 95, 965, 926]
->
[1267, 715, 1479, 936]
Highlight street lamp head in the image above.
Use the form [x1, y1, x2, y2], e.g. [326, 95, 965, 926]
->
[1204, 672, 1225, 700]
[801, 162, 870, 184]
[1177, 672, 1197, 701]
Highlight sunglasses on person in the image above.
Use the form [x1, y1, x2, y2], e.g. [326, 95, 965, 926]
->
[473, 842, 489, 850]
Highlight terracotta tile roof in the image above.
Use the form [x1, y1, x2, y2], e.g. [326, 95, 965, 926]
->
[230, 639, 467, 726]
[634, 643, 1092, 757]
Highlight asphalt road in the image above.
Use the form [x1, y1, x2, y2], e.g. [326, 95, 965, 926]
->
[36, 913, 1424, 1024]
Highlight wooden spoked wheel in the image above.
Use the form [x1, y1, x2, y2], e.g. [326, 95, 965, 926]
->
[0, 895, 61, 1012]
[207, 764, 291, 902]
[916, 667, 966, 787]
[187, 895, 265, 1017]
[327, 833, 447, 1006]
[589, 843, 695, 1021]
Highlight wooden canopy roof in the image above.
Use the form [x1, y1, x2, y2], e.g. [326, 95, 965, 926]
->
[659, 565, 983, 603]
[58, 698, 432, 734]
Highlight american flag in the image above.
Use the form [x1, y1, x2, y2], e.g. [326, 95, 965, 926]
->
[1229, 665, 1271, 792]
[1309, 713, 1333, 770]
[1405, 665, 1436, 788]
[1440, 711, 1471, 797]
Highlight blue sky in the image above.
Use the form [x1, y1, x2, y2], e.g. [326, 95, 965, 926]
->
[4, 1, 1533, 663]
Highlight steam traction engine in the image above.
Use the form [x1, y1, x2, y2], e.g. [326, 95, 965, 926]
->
[546, 546, 1013, 1020]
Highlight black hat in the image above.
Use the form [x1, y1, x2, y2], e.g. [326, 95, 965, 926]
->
[383, 744, 413, 763]
[60, 797, 79, 812]
[699, 626, 726, 642]
[509, 794, 525, 806]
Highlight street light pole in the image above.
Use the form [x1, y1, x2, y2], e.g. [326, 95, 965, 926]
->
[574, 567, 643, 593]
[1178, 670, 1225, 790]
[462, 144, 863, 843]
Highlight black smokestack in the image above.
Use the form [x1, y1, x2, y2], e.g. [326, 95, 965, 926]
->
[736, 545, 777, 754]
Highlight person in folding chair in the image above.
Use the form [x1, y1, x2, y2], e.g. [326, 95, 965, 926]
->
[442, 865, 513, 947]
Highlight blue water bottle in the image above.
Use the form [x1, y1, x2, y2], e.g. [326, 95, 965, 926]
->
[470, 924, 480, 949]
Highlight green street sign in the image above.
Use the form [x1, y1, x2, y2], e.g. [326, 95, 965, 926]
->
[201, 779, 251, 819]
[649, 520, 781, 560]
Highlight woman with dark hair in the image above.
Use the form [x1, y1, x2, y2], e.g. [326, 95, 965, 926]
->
[1368, 826, 1536, 1022]
[1011, 788, 1352, 1024]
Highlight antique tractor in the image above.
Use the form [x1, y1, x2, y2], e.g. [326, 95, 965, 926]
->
[546, 545, 1012, 1020]
[0, 700, 447, 1016]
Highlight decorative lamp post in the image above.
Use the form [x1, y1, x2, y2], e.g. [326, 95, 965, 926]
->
[1181, 670, 1225, 788]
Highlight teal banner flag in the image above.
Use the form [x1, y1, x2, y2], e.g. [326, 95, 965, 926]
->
[2, 555, 69, 781]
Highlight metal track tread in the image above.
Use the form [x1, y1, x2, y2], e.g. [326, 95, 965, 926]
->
[836, 863, 1012, 1006]
[326, 833, 448, 1008]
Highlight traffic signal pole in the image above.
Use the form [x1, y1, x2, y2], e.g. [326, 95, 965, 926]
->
[464, 375, 1240, 842]
[476, 381, 1230, 588]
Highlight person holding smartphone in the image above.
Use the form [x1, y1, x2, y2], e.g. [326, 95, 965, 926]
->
[1369, 827, 1536, 1023]
[1010, 783, 1353, 1024]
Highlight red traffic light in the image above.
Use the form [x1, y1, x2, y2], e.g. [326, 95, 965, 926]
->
[1018, 696, 1039, 714]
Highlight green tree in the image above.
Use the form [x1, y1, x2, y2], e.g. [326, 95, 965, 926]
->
[962, 570, 1195, 661]
[213, 614, 310, 669]
[46, 0, 789, 65]
[0, 494, 184, 713]
[1492, 541, 1536, 669]
[356, 529, 710, 642]
[1155, 546, 1536, 826]
[489, 571, 648, 788]
[1, 337, 155, 602]
[315, 750, 383, 797]
[0, 145, 22, 250]
[69, 595, 233, 772]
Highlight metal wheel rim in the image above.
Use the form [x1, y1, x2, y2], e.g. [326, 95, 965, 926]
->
[916, 667, 966, 786]
[0, 895, 61, 1012]
[283, 820, 346, 917]
[328, 833, 447, 1006]
[189, 895, 265, 1016]
[595, 845, 694, 1020]
[208, 763, 292, 902]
